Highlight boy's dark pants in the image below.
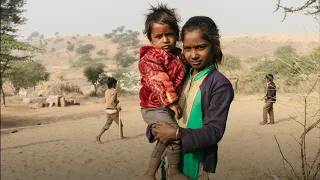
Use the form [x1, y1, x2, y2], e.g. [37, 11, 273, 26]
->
[263, 102, 274, 123]
[141, 107, 180, 165]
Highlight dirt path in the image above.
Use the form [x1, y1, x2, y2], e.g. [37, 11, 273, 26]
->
[1, 95, 319, 180]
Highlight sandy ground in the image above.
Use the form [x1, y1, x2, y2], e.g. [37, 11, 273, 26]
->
[1, 94, 319, 180]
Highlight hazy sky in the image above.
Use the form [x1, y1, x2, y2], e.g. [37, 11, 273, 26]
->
[19, 0, 319, 38]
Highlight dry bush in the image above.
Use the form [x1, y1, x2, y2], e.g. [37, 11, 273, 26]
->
[52, 83, 83, 95]
[37, 83, 83, 96]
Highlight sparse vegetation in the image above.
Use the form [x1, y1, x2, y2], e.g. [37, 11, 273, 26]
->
[235, 45, 320, 94]
[104, 33, 112, 39]
[54, 38, 64, 43]
[220, 54, 242, 72]
[83, 63, 105, 96]
[50, 48, 56, 53]
[104, 26, 140, 48]
[1, 0, 41, 105]
[76, 44, 95, 55]
[103, 26, 140, 68]
[51, 83, 83, 95]
[114, 47, 138, 68]
[4, 61, 50, 94]
[97, 49, 108, 56]
[71, 55, 93, 68]
[133, 50, 139, 56]
[67, 42, 75, 52]
[112, 69, 140, 94]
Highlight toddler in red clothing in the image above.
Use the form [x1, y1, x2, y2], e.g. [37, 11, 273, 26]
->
[138, 3, 190, 180]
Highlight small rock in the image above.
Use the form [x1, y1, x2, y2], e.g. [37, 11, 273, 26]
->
[12, 130, 18, 133]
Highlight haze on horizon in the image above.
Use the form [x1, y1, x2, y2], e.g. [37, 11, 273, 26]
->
[19, 0, 319, 38]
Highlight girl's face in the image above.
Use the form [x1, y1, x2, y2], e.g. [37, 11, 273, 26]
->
[182, 29, 214, 74]
[150, 23, 177, 52]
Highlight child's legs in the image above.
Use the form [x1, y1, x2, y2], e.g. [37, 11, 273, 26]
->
[96, 113, 114, 143]
[111, 112, 123, 127]
[141, 107, 181, 166]
[109, 112, 123, 137]
[142, 107, 173, 159]
[268, 103, 274, 123]
[262, 103, 269, 123]
[163, 118, 180, 166]
[102, 113, 114, 130]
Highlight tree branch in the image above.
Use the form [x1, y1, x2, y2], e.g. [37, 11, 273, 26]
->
[274, 135, 299, 178]
[308, 149, 320, 176]
[274, 0, 320, 21]
[300, 119, 320, 139]
[289, 114, 305, 127]
[290, 134, 302, 146]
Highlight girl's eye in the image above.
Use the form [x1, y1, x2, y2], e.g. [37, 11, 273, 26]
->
[183, 47, 191, 51]
[196, 45, 207, 49]
[155, 35, 162, 39]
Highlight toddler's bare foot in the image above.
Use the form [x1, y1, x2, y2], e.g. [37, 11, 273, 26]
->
[141, 173, 156, 180]
[96, 136, 102, 144]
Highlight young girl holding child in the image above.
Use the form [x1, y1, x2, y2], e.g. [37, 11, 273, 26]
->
[150, 16, 234, 180]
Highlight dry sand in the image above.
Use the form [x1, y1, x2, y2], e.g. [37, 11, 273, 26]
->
[1, 94, 319, 180]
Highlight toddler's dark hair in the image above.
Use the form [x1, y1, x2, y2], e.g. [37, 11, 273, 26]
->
[143, 3, 180, 41]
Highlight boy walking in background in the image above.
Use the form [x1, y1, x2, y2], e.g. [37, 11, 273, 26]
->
[260, 74, 276, 125]
[96, 77, 123, 143]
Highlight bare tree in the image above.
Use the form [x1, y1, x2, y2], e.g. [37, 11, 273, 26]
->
[274, 0, 320, 21]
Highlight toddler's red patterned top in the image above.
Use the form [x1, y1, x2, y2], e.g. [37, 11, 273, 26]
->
[138, 45, 189, 108]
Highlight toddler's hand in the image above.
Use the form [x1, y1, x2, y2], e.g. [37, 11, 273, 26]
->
[168, 103, 182, 119]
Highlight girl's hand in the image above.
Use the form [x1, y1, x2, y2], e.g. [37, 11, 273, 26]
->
[152, 121, 177, 145]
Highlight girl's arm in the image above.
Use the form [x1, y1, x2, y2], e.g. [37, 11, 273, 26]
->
[179, 84, 234, 153]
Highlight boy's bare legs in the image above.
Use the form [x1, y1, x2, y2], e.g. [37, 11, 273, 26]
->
[96, 122, 122, 143]
[96, 128, 106, 144]
[96, 113, 115, 143]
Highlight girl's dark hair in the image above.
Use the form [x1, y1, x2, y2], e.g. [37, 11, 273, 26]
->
[181, 16, 223, 68]
[106, 77, 117, 88]
[143, 3, 180, 41]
